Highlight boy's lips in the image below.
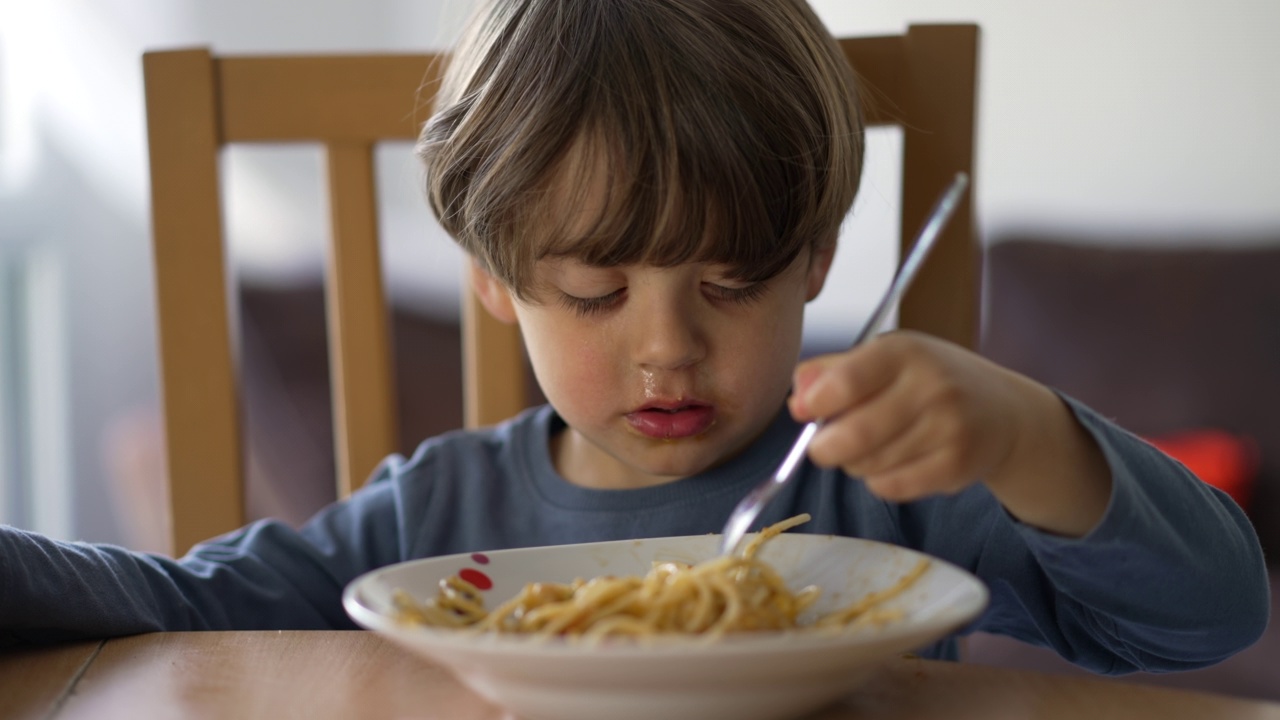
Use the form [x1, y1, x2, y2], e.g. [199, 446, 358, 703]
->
[625, 402, 716, 440]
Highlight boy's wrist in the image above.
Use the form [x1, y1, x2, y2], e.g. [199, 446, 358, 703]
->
[984, 377, 1113, 538]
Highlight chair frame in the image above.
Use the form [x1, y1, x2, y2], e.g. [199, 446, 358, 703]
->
[142, 24, 978, 556]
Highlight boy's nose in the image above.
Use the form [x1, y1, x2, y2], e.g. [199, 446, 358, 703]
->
[633, 303, 706, 371]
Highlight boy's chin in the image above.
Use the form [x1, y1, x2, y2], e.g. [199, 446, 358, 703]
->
[622, 442, 738, 481]
[559, 422, 755, 488]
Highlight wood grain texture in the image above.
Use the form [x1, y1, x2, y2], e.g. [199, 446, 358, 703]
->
[23, 633, 1280, 720]
[818, 655, 1280, 720]
[0, 641, 101, 720]
[54, 632, 501, 720]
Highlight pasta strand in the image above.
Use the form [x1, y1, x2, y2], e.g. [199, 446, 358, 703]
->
[395, 515, 930, 640]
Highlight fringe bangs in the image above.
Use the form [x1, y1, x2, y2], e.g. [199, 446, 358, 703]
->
[419, 0, 862, 299]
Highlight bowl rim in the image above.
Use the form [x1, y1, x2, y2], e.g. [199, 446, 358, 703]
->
[342, 533, 989, 658]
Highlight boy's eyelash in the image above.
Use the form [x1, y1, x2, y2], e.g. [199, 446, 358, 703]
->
[558, 289, 624, 317]
[705, 282, 768, 305]
[556, 282, 766, 317]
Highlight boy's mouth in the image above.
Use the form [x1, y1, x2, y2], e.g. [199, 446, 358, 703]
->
[625, 402, 716, 440]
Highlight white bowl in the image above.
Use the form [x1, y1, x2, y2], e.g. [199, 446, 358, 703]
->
[343, 533, 987, 720]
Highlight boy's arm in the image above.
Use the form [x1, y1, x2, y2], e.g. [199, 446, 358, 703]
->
[0, 465, 406, 645]
[915, 396, 1269, 674]
[981, 378, 1112, 537]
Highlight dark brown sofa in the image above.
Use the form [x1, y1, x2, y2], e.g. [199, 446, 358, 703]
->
[970, 237, 1280, 700]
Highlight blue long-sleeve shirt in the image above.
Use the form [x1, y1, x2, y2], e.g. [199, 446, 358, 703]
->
[0, 398, 1269, 672]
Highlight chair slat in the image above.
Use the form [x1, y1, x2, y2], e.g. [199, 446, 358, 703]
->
[325, 143, 398, 496]
[898, 25, 981, 349]
[218, 55, 443, 143]
[839, 26, 980, 349]
[462, 291, 527, 428]
[143, 49, 245, 555]
[842, 35, 907, 128]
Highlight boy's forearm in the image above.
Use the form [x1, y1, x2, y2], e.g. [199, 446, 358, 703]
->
[0, 526, 169, 642]
[980, 395, 1269, 671]
[984, 375, 1112, 538]
[0, 520, 354, 643]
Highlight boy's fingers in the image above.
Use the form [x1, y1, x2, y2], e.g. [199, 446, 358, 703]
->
[807, 378, 919, 468]
[791, 342, 897, 421]
[862, 449, 970, 503]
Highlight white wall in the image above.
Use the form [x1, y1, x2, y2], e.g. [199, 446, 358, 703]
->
[0, 0, 1277, 544]
[804, 0, 1280, 341]
[815, 0, 1280, 234]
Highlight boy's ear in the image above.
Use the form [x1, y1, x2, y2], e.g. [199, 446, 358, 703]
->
[468, 259, 518, 324]
[805, 243, 837, 301]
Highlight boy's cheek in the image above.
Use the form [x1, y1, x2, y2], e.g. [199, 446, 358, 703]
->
[540, 346, 613, 399]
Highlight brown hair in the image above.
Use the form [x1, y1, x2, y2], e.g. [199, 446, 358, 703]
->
[418, 0, 863, 300]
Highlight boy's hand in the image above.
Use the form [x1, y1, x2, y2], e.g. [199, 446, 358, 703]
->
[789, 331, 1111, 537]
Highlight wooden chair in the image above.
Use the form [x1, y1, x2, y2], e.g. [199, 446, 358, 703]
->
[142, 24, 979, 556]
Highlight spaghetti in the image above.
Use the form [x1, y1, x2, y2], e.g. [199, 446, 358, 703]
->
[393, 514, 929, 640]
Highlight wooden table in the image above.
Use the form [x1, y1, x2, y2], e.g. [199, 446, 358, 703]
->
[4, 631, 1279, 720]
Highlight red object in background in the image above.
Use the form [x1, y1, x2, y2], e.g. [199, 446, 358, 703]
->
[1144, 430, 1260, 511]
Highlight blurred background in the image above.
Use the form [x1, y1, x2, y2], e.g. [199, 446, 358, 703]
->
[2, 0, 1279, 596]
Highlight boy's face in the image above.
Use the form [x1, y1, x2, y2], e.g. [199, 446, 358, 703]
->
[475, 247, 833, 491]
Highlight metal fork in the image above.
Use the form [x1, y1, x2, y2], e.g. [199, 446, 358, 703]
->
[717, 172, 970, 556]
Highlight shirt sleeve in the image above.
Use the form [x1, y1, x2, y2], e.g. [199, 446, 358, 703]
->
[0, 457, 411, 645]
[909, 395, 1270, 674]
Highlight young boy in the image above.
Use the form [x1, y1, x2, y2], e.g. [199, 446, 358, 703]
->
[1, 0, 1268, 672]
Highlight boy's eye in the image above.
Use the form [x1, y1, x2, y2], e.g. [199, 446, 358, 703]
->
[703, 282, 767, 306]
[558, 289, 625, 317]
[555, 281, 767, 317]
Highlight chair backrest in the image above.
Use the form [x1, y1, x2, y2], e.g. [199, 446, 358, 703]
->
[142, 24, 978, 557]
